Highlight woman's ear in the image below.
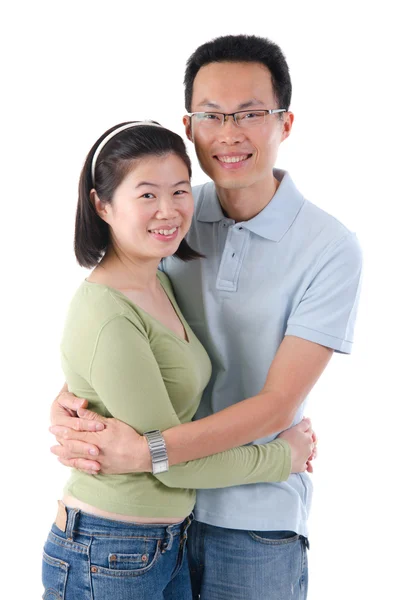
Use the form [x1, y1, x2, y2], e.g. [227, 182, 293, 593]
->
[90, 189, 110, 222]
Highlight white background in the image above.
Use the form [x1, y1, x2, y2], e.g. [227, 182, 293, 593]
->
[2, 1, 396, 598]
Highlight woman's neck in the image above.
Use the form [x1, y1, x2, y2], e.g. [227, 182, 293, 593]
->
[88, 248, 160, 293]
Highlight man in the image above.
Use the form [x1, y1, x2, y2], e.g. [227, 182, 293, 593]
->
[50, 35, 362, 599]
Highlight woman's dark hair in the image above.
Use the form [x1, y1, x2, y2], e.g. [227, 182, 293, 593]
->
[75, 121, 202, 268]
[184, 34, 292, 113]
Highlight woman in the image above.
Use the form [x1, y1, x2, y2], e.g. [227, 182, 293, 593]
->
[42, 121, 314, 600]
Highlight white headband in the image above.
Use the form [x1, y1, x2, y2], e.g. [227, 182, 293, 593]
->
[91, 121, 163, 185]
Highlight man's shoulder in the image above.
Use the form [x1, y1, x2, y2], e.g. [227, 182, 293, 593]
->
[192, 181, 213, 197]
[192, 181, 215, 206]
[280, 172, 361, 264]
[297, 200, 362, 270]
[298, 197, 358, 247]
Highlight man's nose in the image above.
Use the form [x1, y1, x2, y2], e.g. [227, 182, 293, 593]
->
[218, 116, 245, 144]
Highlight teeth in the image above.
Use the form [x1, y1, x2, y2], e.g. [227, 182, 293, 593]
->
[150, 227, 177, 235]
[218, 155, 248, 163]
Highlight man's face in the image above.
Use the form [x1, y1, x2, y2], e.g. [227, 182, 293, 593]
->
[184, 61, 293, 191]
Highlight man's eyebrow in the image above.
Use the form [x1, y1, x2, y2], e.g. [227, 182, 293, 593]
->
[197, 101, 222, 109]
[237, 99, 266, 110]
[135, 180, 190, 188]
[196, 98, 266, 111]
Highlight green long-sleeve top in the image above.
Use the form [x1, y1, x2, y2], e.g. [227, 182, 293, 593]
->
[61, 271, 291, 517]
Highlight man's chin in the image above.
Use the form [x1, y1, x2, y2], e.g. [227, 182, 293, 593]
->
[211, 173, 253, 190]
[198, 159, 253, 190]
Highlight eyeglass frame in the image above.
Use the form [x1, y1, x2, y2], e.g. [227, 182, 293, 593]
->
[187, 108, 287, 127]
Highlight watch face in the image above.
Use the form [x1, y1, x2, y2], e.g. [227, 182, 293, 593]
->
[153, 460, 169, 475]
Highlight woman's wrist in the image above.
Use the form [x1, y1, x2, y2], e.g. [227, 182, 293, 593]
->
[135, 435, 153, 472]
[143, 430, 169, 474]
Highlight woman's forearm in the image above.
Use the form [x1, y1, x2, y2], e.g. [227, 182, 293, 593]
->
[156, 438, 291, 489]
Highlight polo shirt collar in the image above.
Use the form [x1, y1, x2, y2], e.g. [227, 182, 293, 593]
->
[197, 169, 305, 242]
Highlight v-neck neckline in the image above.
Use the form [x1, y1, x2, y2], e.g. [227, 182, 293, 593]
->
[84, 273, 190, 345]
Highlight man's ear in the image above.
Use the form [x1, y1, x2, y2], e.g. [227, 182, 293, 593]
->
[281, 111, 294, 142]
[90, 189, 110, 222]
[183, 115, 193, 142]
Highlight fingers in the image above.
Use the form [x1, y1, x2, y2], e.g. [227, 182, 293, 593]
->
[49, 414, 79, 430]
[50, 415, 105, 433]
[77, 408, 107, 428]
[50, 439, 100, 460]
[309, 430, 318, 460]
[51, 393, 100, 430]
[295, 417, 312, 432]
[58, 392, 89, 412]
[57, 457, 100, 475]
[49, 426, 101, 445]
[306, 433, 319, 473]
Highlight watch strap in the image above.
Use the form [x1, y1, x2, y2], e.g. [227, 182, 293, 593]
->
[143, 430, 169, 474]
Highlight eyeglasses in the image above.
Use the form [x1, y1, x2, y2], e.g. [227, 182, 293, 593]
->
[188, 109, 286, 130]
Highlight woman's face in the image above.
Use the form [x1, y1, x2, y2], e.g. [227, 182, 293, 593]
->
[98, 153, 194, 262]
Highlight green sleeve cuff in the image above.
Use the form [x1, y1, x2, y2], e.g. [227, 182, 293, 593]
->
[276, 439, 292, 480]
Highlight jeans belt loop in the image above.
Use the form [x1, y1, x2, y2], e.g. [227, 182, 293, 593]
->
[300, 535, 310, 550]
[65, 508, 79, 541]
[182, 514, 192, 536]
[162, 525, 174, 553]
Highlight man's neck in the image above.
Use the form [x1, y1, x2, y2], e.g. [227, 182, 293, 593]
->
[215, 175, 280, 222]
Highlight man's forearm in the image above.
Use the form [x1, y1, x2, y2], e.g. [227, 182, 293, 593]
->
[163, 336, 332, 466]
[163, 390, 290, 466]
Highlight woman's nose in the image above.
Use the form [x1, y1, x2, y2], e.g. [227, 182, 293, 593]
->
[156, 196, 178, 217]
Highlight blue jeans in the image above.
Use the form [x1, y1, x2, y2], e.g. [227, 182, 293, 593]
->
[188, 521, 309, 600]
[42, 507, 193, 600]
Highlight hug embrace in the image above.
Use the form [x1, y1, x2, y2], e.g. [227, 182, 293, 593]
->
[44, 34, 362, 600]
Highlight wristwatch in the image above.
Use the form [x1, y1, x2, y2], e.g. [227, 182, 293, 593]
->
[143, 430, 169, 474]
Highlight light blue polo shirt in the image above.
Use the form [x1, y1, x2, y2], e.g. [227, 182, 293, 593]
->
[162, 169, 362, 536]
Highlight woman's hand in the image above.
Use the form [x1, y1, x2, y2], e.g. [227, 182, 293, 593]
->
[277, 417, 317, 473]
[50, 393, 151, 475]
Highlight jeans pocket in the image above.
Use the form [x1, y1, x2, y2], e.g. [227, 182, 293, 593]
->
[107, 549, 157, 572]
[42, 550, 69, 600]
[248, 530, 300, 545]
[91, 537, 162, 577]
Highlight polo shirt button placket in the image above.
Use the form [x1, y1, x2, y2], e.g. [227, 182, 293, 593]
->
[216, 225, 248, 291]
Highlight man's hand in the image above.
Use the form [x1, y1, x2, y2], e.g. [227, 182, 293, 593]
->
[277, 417, 317, 473]
[50, 389, 150, 474]
[306, 430, 318, 474]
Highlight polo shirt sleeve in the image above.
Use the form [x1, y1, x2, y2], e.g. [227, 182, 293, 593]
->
[285, 232, 363, 353]
[90, 315, 291, 488]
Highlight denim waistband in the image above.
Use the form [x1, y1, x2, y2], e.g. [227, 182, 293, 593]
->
[62, 505, 193, 544]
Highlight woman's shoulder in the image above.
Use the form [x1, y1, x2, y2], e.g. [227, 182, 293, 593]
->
[61, 282, 148, 376]
[63, 280, 147, 340]
[69, 280, 129, 318]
